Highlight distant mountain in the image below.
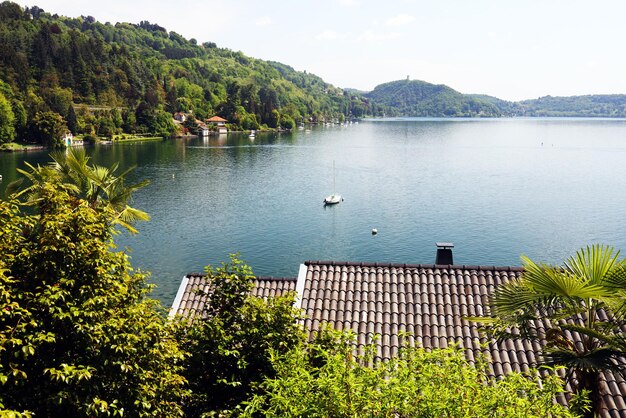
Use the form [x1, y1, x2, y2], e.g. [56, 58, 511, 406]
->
[467, 94, 521, 116]
[516, 95, 626, 117]
[364, 79, 626, 118]
[364, 79, 506, 117]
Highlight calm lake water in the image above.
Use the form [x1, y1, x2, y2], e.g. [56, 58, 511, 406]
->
[3, 117, 626, 305]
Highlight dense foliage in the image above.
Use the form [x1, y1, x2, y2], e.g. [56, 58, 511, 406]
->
[517, 95, 626, 117]
[364, 79, 504, 117]
[0, 1, 383, 145]
[477, 245, 626, 417]
[243, 330, 580, 417]
[179, 255, 305, 416]
[0, 184, 188, 416]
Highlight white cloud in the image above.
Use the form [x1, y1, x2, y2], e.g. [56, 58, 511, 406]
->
[337, 0, 358, 6]
[357, 30, 401, 42]
[385, 13, 415, 27]
[255, 16, 272, 27]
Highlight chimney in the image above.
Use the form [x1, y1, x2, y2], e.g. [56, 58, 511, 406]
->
[435, 242, 454, 265]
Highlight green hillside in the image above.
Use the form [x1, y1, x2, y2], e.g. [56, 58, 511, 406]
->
[363, 80, 626, 118]
[364, 79, 504, 117]
[0, 1, 383, 146]
[517, 95, 626, 117]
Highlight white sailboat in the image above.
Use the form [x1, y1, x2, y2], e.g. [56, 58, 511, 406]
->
[323, 161, 343, 205]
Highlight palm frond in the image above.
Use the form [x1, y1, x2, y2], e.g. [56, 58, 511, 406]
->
[116, 205, 151, 223]
[559, 323, 614, 346]
[113, 164, 138, 181]
[113, 218, 139, 235]
[110, 205, 150, 234]
[4, 178, 24, 197]
[604, 262, 626, 290]
[543, 347, 622, 372]
[564, 244, 621, 286]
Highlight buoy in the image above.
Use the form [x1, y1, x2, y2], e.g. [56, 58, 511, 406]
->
[371, 228, 378, 235]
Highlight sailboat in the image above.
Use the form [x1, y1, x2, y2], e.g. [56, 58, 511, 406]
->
[323, 161, 343, 205]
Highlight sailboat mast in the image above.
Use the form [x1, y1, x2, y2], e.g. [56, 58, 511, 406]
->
[333, 160, 336, 194]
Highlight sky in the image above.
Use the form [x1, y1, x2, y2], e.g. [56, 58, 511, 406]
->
[14, 0, 626, 101]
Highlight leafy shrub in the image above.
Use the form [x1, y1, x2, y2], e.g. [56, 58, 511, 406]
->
[243, 330, 583, 418]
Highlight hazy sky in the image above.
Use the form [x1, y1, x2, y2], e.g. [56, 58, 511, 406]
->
[14, 0, 626, 101]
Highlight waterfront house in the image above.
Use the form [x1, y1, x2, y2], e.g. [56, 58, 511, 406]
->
[171, 246, 626, 417]
[63, 132, 73, 146]
[62, 132, 83, 147]
[197, 123, 209, 137]
[206, 116, 228, 134]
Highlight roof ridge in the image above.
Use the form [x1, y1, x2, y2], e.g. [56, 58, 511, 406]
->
[256, 276, 298, 281]
[303, 261, 524, 272]
[185, 273, 297, 281]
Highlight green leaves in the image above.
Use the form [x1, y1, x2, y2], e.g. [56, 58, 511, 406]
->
[476, 244, 626, 416]
[0, 183, 187, 416]
[243, 334, 578, 418]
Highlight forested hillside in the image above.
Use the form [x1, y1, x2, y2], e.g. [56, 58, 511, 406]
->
[364, 79, 506, 117]
[0, 1, 383, 146]
[363, 80, 626, 118]
[516, 95, 626, 117]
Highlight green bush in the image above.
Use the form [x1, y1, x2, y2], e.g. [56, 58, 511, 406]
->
[243, 330, 584, 418]
[82, 134, 97, 144]
[0, 172, 187, 417]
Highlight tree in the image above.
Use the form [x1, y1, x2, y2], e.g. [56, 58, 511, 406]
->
[0, 182, 188, 417]
[96, 115, 116, 137]
[10, 147, 150, 234]
[42, 87, 73, 117]
[11, 100, 27, 141]
[477, 245, 626, 417]
[0, 91, 15, 143]
[135, 102, 175, 136]
[280, 115, 295, 130]
[66, 105, 78, 135]
[122, 108, 137, 133]
[180, 255, 305, 416]
[29, 111, 67, 147]
[242, 330, 580, 417]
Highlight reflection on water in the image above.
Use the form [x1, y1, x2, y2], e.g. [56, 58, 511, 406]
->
[3, 118, 626, 305]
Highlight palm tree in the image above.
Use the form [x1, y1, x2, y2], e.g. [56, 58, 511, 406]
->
[478, 245, 626, 417]
[8, 148, 150, 233]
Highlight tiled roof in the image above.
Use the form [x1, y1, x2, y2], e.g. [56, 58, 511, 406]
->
[171, 274, 296, 319]
[171, 262, 626, 417]
[299, 261, 522, 360]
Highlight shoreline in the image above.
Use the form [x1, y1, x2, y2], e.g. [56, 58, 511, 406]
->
[0, 143, 46, 153]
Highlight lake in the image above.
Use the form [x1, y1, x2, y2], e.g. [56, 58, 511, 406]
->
[2, 117, 626, 305]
